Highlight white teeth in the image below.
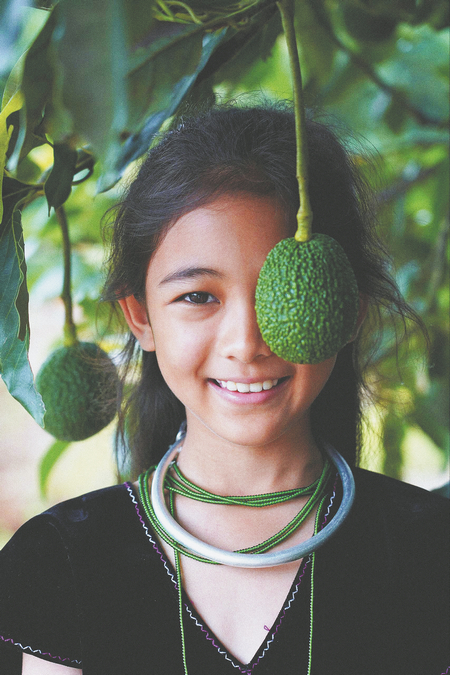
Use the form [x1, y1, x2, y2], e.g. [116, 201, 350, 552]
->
[249, 382, 263, 392]
[218, 379, 279, 392]
[237, 383, 250, 393]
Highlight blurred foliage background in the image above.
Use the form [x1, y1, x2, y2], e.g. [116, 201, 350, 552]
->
[0, 0, 448, 541]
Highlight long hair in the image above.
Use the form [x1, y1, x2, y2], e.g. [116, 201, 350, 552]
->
[103, 102, 421, 477]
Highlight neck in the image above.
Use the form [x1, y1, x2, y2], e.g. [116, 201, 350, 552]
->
[175, 417, 323, 497]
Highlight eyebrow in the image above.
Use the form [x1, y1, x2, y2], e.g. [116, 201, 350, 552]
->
[158, 266, 224, 286]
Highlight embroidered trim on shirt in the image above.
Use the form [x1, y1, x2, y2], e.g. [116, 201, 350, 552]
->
[125, 483, 178, 589]
[126, 477, 337, 672]
[185, 555, 311, 674]
[0, 634, 82, 665]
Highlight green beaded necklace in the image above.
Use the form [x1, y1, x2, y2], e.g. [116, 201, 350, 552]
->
[137, 456, 332, 674]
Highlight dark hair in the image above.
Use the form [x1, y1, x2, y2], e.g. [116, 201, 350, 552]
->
[103, 102, 421, 478]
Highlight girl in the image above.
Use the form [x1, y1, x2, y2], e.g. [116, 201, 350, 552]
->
[0, 104, 448, 675]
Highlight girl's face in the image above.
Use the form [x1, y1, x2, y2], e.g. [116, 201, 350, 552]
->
[121, 194, 337, 450]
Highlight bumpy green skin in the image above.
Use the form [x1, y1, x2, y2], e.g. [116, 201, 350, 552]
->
[255, 234, 359, 364]
[36, 342, 119, 442]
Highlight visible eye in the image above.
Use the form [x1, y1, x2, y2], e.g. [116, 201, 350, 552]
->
[178, 292, 217, 305]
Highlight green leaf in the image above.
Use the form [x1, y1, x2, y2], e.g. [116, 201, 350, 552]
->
[294, 0, 337, 86]
[100, 28, 227, 190]
[0, 208, 45, 425]
[126, 21, 204, 130]
[44, 142, 77, 213]
[0, 89, 23, 222]
[377, 25, 449, 125]
[53, 0, 129, 173]
[0, 0, 29, 79]
[207, 8, 281, 89]
[8, 7, 58, 171]
[39, 439, 71, 497]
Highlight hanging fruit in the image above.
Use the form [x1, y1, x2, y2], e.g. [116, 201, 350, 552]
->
[35, 206, 118, 442]
[254, 0, 360, 364]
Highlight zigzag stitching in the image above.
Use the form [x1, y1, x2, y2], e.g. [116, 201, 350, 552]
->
[0, 635, 81, 665]
[440, 667, 450, 674]
[126, 478, 337, 672]
[183, 608, 248, 672]
[125, 482, 178, 588]
[321, 474, 338, 526]
[183, 482, 338, 671]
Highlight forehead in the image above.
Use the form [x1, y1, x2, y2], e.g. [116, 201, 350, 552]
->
[147, 194, 293, 283]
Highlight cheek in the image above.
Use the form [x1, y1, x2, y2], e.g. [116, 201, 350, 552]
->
[295, 356, 337, 400]
[152, 318, 212, 381]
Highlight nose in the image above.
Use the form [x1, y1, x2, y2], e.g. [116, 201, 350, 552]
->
[218, 298, 273, 364]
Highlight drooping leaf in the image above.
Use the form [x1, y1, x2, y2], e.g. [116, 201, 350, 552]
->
[0, 208, 45, 425]
[294, 0, 337, 86]
[8, 7, 58, 171]
[100, 28, 227, 190]
[44, 143, 77, 213]
[204, 6, 281, 89]
[0, 89, 23, 222]
[52, 0, 130, 175]
[126, 21, 204, 130]
[0, 0, 30, 78]
[39, 438, 71, 497]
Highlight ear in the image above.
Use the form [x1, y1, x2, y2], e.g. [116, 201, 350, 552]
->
[348, 293, 369, 343]
[118, 295, 155, 352]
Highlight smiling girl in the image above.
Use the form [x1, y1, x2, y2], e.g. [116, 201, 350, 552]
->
[0, 104, 448, 675]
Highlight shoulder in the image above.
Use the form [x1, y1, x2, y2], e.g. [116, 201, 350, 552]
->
[352, 466, 448, 515]
[349, 467, 449, 556]
[0, 483, 139, 567]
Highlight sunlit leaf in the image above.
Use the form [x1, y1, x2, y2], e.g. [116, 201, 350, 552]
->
[39, 438, 71, 497]
[0, 89, 23, 222]
[0, 208, 45, 425]
[8, 7, 57, 171]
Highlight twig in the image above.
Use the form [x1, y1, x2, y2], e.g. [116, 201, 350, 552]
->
[56, 206, 77, 347]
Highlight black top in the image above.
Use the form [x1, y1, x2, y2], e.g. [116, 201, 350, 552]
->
[0, 468, 448, 675]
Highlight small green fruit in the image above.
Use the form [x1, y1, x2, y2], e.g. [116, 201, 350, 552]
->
[36, 342, 119, 441]
[255, 234, 359, 364]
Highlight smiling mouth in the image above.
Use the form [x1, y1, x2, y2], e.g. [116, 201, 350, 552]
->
[212, 378, 286, 393]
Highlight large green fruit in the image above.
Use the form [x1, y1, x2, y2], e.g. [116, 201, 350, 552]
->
[255, 234, 359, 364]
[36, 342, 119, 441]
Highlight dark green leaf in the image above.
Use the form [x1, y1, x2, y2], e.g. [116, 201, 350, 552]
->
[126, 21, 204, 130]
[294, 0, 336, 86]
[0, 208, 45, 425]
[207, 8, 281, 88]
[53, 0, 129, 174]
[39, 439, 71, 497]
[8, 7, 58, 170]
[44, 143, 77, 213]
[100, 28, 227, 190]
[341, 3, 398, 43]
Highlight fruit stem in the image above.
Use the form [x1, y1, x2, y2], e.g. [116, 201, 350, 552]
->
[277, 0, 313, 243]
[56, 206, 78, 347]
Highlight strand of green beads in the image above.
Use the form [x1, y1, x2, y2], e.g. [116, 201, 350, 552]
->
[137, 459, 331, 562]
[167, 461, 325, 506]
[307, 492, 328, 675]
